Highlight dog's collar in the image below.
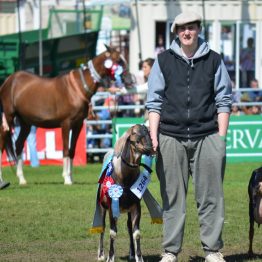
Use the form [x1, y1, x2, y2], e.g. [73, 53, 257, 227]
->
[121, 155, 139, 168]
[121, 156, 152, 174]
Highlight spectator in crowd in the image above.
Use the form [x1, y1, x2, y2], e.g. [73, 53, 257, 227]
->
[133, 58, 155, 117]
[155, 34, 166, 57]
[241, 79, 262, 115]
[146, 11, 232, 262]
[97, 96, 117, 148]
[240, 37, 255, 87]
[246, 78, 262, 102]
[231, 80, 241, 103]
[240, 93, 253, 115]
[231, 105, 242, 116]
[250, 104, 261, 115]
[27, 126, 39, 167]
[136, 58, 155, 169]
[117, 90, 135, 117]
[122, 58, 155, 100]
[142, 58, 155, 82]
[231, 80, 243, 115]
[221, 52, 235, 74]
[87, 85, 119, 162]
[135, 60, 146, 85]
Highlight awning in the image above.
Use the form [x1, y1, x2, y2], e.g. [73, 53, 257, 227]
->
[86, 0, 131, 6]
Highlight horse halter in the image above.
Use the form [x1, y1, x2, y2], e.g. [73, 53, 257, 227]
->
[86, 50, 126, 83]
[84, 58, 125, 92]
[78, 56, 124, 94]
[87, 60, 102, 83]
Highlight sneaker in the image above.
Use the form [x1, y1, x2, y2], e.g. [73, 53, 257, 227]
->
[205, 252, 225, 262]
[0, 181, 10, 190]
[159, 252, 178, 262]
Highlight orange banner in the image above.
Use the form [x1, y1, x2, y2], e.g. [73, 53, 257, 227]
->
[2, 126, 86, 166]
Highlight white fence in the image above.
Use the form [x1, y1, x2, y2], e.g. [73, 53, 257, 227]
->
[85, 89, 262, 155]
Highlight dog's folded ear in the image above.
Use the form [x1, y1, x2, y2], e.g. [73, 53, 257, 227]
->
[114, 128, 132, 158]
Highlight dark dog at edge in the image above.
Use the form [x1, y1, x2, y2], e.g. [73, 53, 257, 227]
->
[248, 166, 262, 255]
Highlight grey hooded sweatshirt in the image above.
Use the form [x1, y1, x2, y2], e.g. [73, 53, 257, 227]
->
[146, 37, 232, 138]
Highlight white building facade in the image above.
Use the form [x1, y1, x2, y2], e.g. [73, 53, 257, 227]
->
[1, 0, 262, 87]
[129, 0, 262, 88]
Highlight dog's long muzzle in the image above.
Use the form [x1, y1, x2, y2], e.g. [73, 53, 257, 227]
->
[142, 145, 154, 156]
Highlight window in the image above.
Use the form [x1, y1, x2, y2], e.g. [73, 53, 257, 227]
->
[220, 23, 236, 81]
[239, 23, 256, 87]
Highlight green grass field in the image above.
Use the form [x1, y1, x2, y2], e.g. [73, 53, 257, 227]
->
[0, 162, 261, 262]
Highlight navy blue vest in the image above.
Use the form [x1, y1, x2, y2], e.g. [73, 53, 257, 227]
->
[158, 48, 221, 138]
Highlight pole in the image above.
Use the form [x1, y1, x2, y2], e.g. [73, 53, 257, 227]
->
[82, 0, 89, 60]
[202, 0, 207, 41]
[82, 0, 87, 30]
[16, 0, 23, 70]
[135, 0, 142, 63]
[76, 0, 81, 33]
[39, 0, 43, 76]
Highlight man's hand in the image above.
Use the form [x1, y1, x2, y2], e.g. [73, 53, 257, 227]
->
[148, 111, 160, 153]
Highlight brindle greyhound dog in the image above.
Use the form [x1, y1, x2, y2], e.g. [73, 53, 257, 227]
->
[248, 166, 262, 255]
[97, 124, 153, 262]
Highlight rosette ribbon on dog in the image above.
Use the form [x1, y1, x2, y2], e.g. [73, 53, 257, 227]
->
[90, 153, 163, 234]
[108, 184, 123, 218]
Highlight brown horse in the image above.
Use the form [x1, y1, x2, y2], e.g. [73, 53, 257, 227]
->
[0, 45, 133, 185]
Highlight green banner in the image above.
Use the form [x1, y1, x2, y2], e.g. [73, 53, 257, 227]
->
[112, 116, 262, 163]
[112, 117, 144, 145]
[227, 115, 262, 163]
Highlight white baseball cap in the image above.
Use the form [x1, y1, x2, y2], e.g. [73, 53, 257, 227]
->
[171, 11, 202, 33]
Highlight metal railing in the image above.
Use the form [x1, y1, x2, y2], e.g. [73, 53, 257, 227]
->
[86, 89, 262, 155]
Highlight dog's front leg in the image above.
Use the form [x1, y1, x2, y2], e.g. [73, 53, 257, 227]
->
[131, 203, 144, 262]
[98, 207, 106, 261]
[248, 195, 255, 256]
[127, 212, 135, 260]
[107, 210, 117, 262]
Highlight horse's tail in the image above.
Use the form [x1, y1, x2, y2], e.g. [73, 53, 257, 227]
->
[0, 74, 17, 163]
[0, 128, 17, 164]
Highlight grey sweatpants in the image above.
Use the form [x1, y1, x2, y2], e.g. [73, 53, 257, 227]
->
[156, 133, 226, 254]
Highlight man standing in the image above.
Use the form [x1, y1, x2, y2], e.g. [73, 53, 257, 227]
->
[146, 11, 232, 262]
